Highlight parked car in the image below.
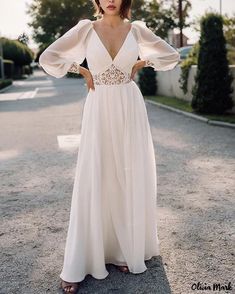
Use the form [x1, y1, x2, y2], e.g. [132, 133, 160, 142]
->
[177, 45, 193, 60]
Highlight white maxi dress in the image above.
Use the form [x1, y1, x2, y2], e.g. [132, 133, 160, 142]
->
[39, 18, 180, 283]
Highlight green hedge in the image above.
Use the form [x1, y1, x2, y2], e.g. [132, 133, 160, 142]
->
[1, 37, 34, 66]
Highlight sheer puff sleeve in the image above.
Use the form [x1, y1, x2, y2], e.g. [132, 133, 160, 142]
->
[39, 19, 92, 78]
[131, 20, 180, 71]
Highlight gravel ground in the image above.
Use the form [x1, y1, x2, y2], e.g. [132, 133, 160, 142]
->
[0, 70, 234, 294]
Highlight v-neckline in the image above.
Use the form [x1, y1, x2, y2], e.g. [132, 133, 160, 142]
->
[91, 21, 132, 62]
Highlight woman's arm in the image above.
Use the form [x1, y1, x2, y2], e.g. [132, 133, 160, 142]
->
[39, 19, 92, 78]
[132, 21, 180, 71]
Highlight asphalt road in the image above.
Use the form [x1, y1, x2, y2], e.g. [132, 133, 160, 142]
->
[0, 69, 234, 294]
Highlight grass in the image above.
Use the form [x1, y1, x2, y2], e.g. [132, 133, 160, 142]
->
[145, 95, 235, 124]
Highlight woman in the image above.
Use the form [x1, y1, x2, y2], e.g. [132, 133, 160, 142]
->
[39, 0, 180, 293]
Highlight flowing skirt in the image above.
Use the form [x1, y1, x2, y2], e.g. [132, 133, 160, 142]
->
[59, 80, 160, 283]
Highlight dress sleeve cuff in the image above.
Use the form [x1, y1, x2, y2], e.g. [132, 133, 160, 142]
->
[144, 60, 155, 68]
[68, 62, 81, 74]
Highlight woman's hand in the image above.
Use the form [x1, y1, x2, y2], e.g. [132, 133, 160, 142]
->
[130, 60, 146, 80]
[79, 66, 95, 91]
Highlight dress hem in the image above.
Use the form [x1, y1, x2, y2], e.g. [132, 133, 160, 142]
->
[59, 271, 109, 283]
[59, 254, 159, 283]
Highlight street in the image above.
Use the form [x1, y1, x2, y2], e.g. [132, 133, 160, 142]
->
[0, 69, 234, 294]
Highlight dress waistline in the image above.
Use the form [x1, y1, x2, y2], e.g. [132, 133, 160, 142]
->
[92, 64, 132, 86]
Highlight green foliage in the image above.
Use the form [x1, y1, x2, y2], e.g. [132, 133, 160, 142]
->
[223, 13, 235, 47]
[179, 43, 199, 94]
[222, 12, 235, 64]
[192, 13, 234, 114]
[227, 49, 235, 65]
[138, 67, 157, 96]
[1, 37, 34, 66]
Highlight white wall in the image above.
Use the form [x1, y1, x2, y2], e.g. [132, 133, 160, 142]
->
[156, 65, 235, 113]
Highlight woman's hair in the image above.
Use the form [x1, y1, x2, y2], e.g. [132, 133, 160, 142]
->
[92, 0, 132, 20]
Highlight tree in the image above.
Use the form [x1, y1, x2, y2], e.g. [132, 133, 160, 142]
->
[26, 0, 92, 49]
[194, 12, 235, 48]
[131, 0, 174, 38]
[192, 13, 234, 114]
[157, 0, 192, 38]
[2, 37, 34, 66]
[131, 0, 192, 39]
[18, 32, 29, 45]
[144, 1, 176, 38]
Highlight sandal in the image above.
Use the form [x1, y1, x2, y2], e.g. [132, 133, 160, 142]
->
[60, 278, 80, 293]
[115, 265, 129, 273]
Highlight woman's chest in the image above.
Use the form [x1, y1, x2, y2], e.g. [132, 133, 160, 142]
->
[85, 29, 139, 74]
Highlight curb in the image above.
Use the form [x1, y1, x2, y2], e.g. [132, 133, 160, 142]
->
[208, 120, 235, 128]
[0, 74, 32, 94]
[0, 84, 13, 93]
[145, 99, 235, 129]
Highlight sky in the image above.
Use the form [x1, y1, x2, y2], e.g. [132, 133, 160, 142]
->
[0, 0, 235, 51]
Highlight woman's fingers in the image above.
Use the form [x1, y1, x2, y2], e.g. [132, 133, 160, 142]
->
[89, 81, 95, 91]
[131, 61, 146, 80]
[86, 75, 95, 91]
[91, 80, 95, 90]
[130, 68, 137, 80]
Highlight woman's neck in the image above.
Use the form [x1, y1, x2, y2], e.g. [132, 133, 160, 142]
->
[100, 14, 125, 28]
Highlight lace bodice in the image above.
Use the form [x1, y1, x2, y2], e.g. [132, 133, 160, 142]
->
[39, 19, 180, 82]
[92, 64, 132, 85]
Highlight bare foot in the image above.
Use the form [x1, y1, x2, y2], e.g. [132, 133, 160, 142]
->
[60, 278, 80, 293]
[116, 265, 129, 273]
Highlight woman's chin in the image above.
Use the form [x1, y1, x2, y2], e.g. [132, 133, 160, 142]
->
[104, 9, 119, 16]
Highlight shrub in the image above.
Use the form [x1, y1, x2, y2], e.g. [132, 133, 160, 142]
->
[192, 13, 234, 114]
[138, 67, 157, 96]
[1, 37, 34, 66]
